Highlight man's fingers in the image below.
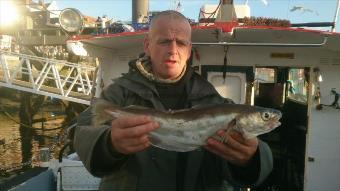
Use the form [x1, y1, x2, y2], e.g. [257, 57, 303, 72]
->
[217, 131, 248, 151]
[112, 134, 151, 154]
[119, 121, 159, 138]
[120, 135, 149, 147]
[207, 131, 259, 166]
[111, 115, 159, 139]
[206, 138, 240, 158]
[110, 115, 159, 154]
[217, 130, 257, 148]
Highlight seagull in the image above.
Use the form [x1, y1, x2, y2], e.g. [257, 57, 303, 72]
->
[176, 1, 183, 12]
[290, 5, 319, 16]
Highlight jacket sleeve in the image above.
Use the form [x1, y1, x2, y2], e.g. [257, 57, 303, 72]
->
[221, 139, 273, 187]
[73, 82, 130, 177]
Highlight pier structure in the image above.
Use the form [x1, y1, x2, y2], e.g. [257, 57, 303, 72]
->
[0, 50, 97, 105]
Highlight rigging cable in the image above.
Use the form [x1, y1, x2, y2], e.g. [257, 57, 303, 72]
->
[200, 0, 223, 26]
[0, 105, 62, 131]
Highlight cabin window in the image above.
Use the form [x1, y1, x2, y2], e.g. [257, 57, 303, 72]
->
[254, 68, 275, 96]
[255, 68, 275, 83]
[287, 68, 308, 103]
[254, 68, 285, 108]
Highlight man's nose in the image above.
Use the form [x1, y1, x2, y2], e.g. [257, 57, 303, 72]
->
[167, 40, 178, 55]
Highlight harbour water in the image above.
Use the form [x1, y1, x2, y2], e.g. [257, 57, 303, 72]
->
[0, 96, 66, 180]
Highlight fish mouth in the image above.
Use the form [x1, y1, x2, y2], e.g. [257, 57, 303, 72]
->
[269, 121, 281, 129]
[270, 113, 282, 128]
[274, 112, 282, 120]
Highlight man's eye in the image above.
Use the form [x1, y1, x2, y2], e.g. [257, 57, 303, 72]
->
[159, 40, 170, 45]
[176, 41, 187, 47]
[157, 40, 190, 47]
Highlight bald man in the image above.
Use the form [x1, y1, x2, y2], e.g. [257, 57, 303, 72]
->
[74, 10, 273, 191]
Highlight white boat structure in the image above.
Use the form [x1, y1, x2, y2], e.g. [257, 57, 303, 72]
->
[1, 1, 340, 191]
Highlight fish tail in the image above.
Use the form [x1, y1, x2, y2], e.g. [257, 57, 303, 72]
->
[91, 99, 119, 128]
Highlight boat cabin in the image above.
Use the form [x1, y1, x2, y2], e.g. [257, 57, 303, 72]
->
[72, 19, 340, 191]
[4, 2, 340, 191]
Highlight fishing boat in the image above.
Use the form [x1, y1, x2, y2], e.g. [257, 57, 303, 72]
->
[1, 0, 340, 191]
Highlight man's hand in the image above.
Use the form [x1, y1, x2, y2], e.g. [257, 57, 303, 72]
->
[204, 130, 258, 167]
[110, 115, 159, 154]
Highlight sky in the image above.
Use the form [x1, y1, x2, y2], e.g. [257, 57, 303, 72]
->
[53, 0, 340, 32]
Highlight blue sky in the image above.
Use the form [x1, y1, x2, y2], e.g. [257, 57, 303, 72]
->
[54, 0, 340, 32]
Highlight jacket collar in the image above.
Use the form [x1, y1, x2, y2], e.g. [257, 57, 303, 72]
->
[117, 59, 220, 105]
[134, 55, 187, 84]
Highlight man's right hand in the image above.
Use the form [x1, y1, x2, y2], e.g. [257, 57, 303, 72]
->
[110, 115, 159, 154]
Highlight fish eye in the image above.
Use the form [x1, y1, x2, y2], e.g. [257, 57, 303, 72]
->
[261, 112, 271, 121]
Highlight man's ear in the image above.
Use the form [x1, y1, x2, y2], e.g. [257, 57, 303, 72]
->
[187, 43, 192, 59]
[143, 36, 150, 56]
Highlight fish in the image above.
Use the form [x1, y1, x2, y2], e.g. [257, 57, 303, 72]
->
[92, 99, 282, 152]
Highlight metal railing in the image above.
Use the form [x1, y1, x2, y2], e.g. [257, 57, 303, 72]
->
[0, 50, 96, 105]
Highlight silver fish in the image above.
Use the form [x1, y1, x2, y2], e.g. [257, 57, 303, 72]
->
[92, 99, 282, 152]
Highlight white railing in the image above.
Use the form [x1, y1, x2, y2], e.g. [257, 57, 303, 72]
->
[0, 50, 97, 105]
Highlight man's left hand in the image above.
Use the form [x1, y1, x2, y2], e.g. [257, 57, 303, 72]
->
[204, 130, 258, 167]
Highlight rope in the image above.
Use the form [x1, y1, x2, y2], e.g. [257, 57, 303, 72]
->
[0, 106, 64, 174]
[0, 105, 62, 131]
[199, 0, 223, 26]
[0, 160, 33, 173]
[200, 0, 222, 16]
[0, 106, 32, 128]
[0, 133, 61, 174]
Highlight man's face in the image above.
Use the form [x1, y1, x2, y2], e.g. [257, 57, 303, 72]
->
[144, 16, 192, 80]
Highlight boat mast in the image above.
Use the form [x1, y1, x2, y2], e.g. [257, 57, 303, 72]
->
[215, 0, 236, 22]
[332, 0, 340, 32]
[132, 0, 149, 24]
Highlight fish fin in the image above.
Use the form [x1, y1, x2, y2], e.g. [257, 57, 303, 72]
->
[243, 133, 256, 139]
[220, 133, 228, 144]
[191, 104, 212, 108]
[191, 103, 231, 109]
[150, 142, 199, 152]
[167, 104, 216, 115]
[171, 103, 232, 114]
[124, 105, 150, 110]
[91, 98, 118, 128]
[220, 118, 236, 143]
[149, 135, 199, 152]
[216, 129, 230, 143]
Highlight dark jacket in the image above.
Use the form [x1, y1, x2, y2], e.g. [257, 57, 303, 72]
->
[74, 62, 273, 191]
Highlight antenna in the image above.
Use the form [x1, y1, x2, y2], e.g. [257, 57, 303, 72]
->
[176, 1, 183, 12]
[244, 0, 268, 6]
[171, 0, 183, 12]
[332, 0, 340, 32]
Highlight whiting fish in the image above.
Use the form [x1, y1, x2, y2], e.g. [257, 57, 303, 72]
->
[92, 99, 282, 152]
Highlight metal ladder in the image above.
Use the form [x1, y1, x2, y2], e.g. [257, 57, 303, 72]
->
[0, 50, 98, 105]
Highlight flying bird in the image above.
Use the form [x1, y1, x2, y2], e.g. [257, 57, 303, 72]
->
[290, 5, 319, 16]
